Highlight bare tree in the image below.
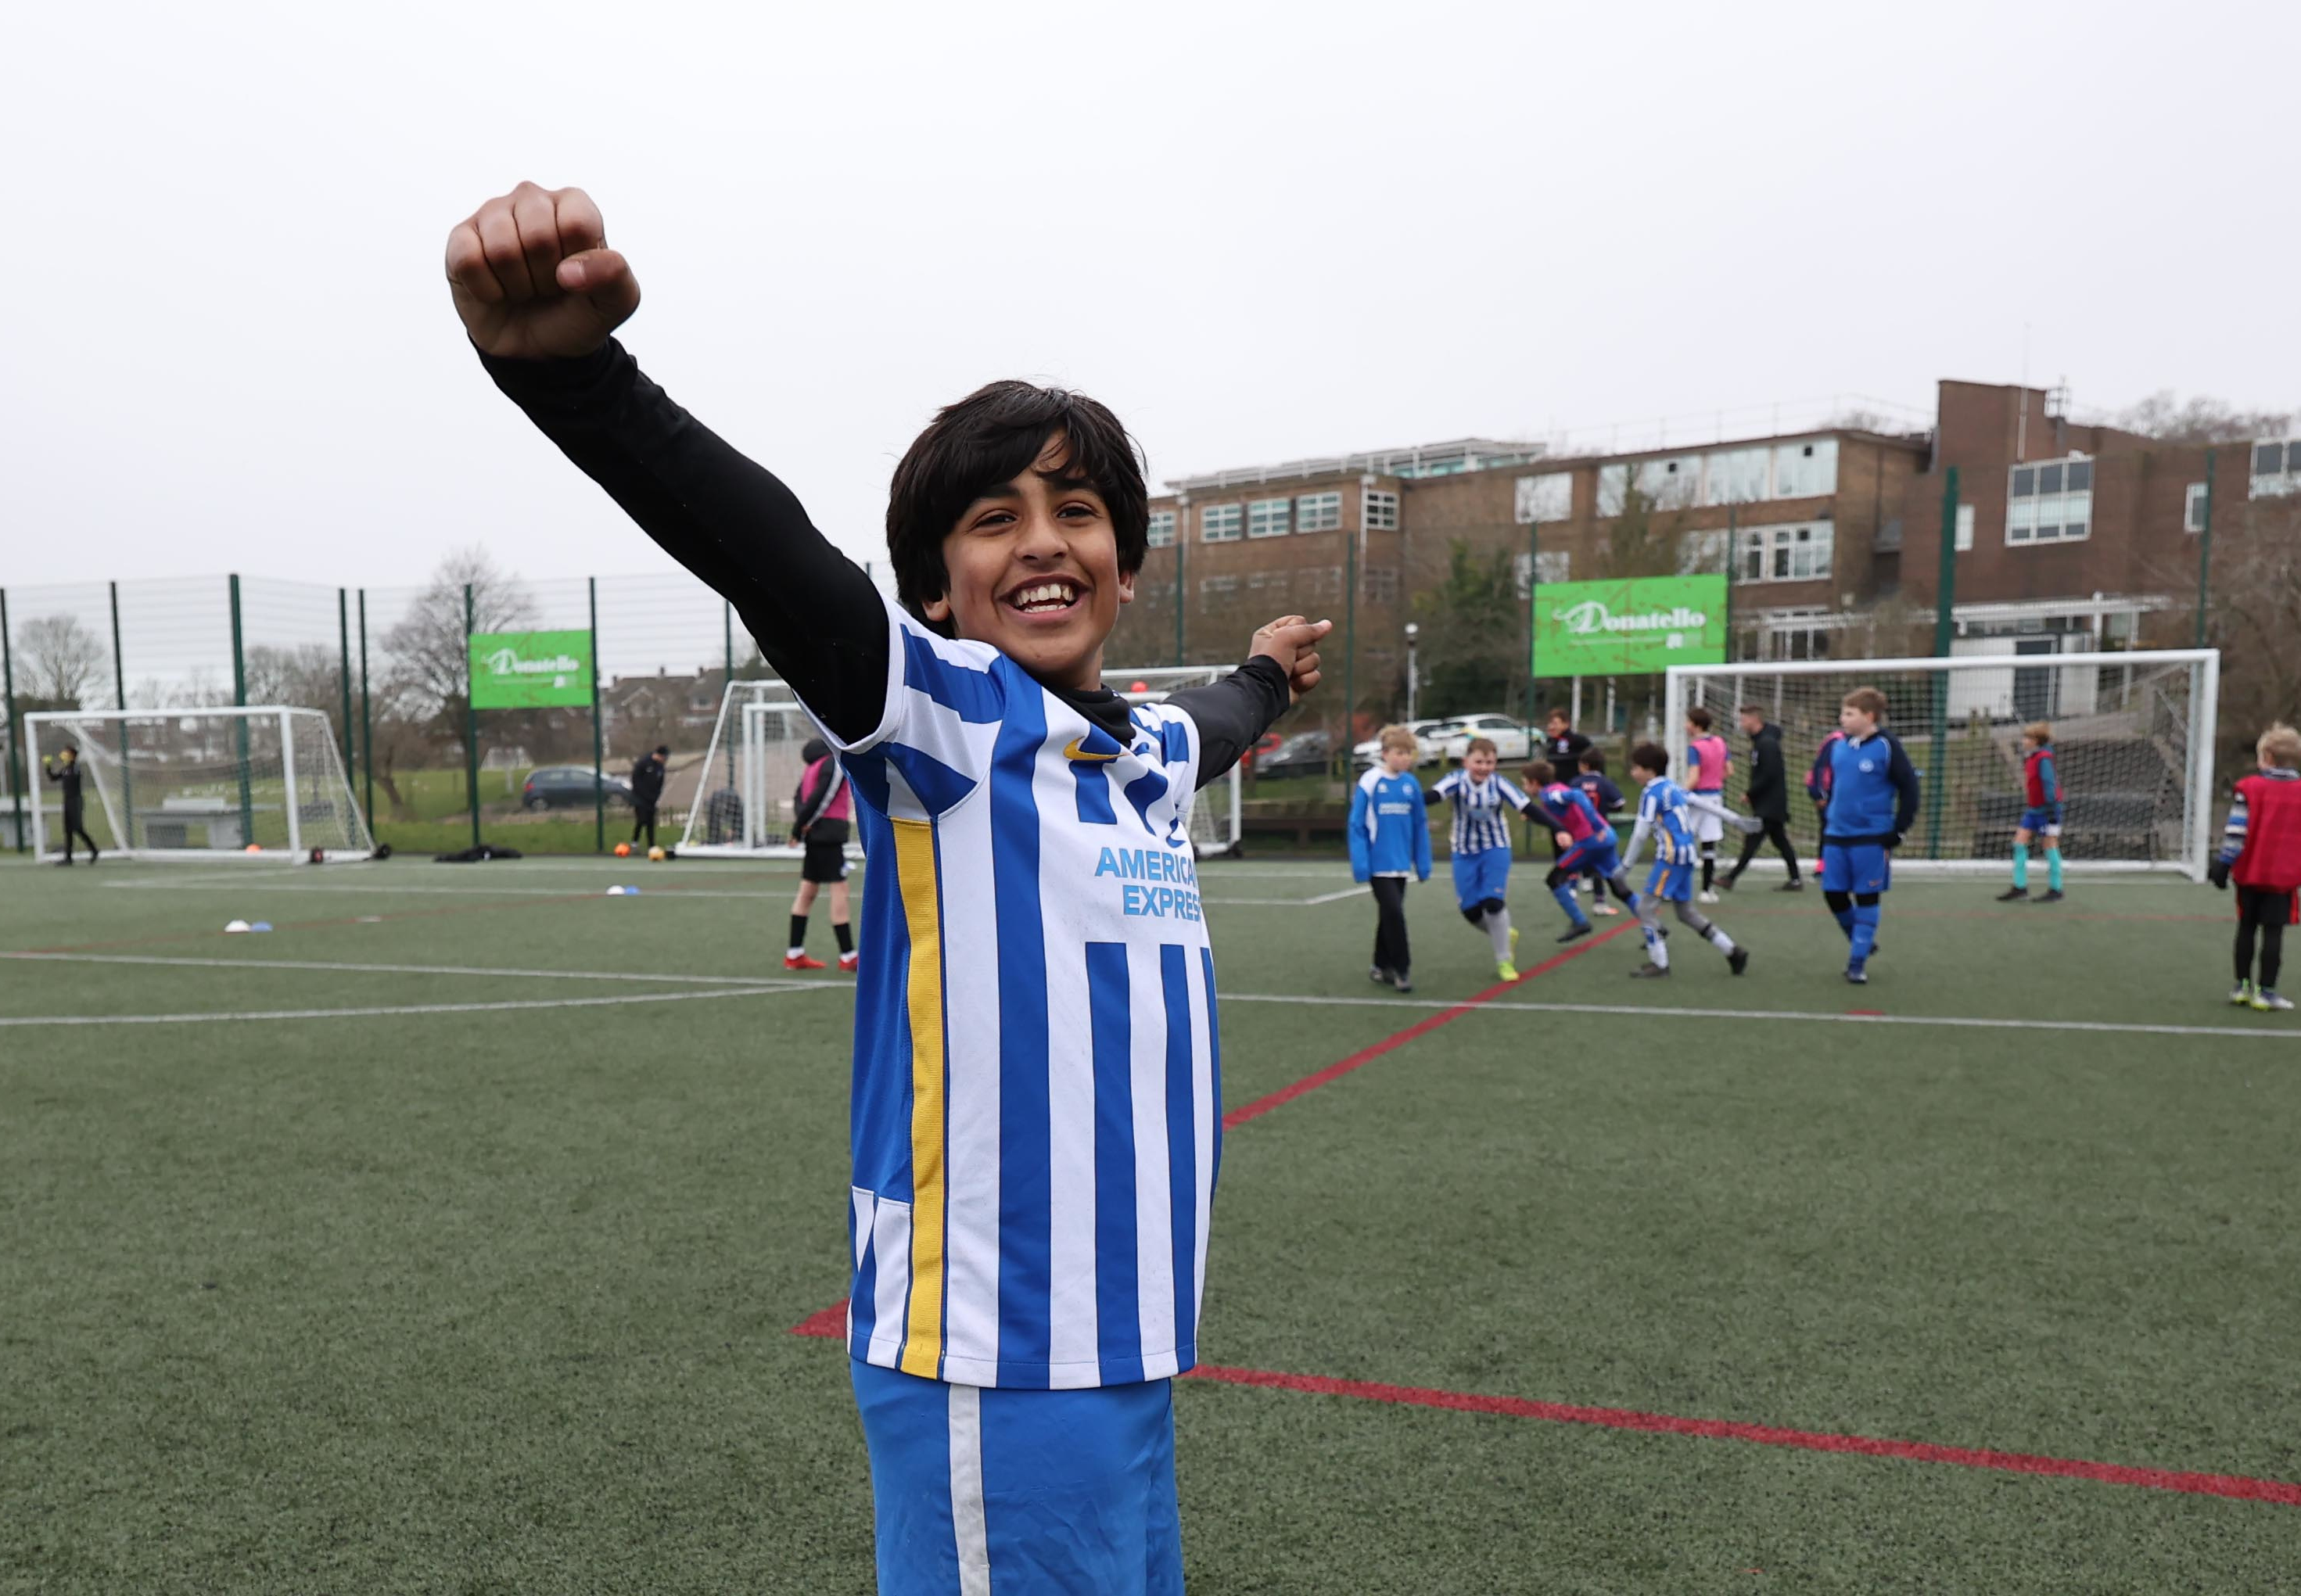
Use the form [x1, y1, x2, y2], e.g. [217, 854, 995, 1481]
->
[379, 547, 537, 723]
[14, 614, 110, 710]
[2109, 391, 2294, 445]
[2177, 496, 2301, 780]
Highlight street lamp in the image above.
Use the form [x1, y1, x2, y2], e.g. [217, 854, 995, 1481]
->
[1403, 622, 1420, 722]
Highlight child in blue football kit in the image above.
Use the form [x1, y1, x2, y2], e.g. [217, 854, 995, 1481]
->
[1574, 749, 1626, 915]
[454, 178, 1334, 1595]
[1621, 744, 1752, 980]
[1818, 687, 1922, 984]
[1355, 725, 1434, 991]
[1523, 759, 1637, 945]
[1424, 736, 1528, 979]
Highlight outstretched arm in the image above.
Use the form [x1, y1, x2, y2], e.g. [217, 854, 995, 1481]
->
[449, 183, 888, 744]
[1163, 616, 1330, 791]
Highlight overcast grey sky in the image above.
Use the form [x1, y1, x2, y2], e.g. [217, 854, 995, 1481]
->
[5, 0, 2294, 592]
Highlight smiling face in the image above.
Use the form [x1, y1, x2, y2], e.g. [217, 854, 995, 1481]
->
[919, 432, 1135, 693]
[1464, 748, 1498, 781]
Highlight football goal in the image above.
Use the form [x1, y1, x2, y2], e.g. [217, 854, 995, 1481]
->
[1664, 649, 2220, 879]
[24, 706, 375, 861]
[674, 668, 1247, 860]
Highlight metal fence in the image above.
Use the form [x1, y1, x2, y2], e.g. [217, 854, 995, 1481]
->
[0, 568, 895, 857]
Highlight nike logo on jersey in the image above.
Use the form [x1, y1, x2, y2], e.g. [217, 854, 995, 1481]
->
[1063, 736, 1122, 763]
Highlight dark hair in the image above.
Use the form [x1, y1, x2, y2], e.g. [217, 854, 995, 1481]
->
[654, 744, 669, 756]
[886, 381, 1149, 633]
[1524, 760, 1556, 786]
[1578, 747, 1606, 773]
[1685, 706, 1713, 732]
[1736, 703, 1764, 717]
[1544, 706, 1570, 726]
[1631, 741, 1668, 775]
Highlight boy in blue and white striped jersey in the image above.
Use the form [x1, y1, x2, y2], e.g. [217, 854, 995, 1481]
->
[1423, 736, 1531, 979]
[457, 178, 1334, 1596]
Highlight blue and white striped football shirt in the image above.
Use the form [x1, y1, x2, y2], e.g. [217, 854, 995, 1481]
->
[1430, 769, 1530, 855]
[1632, 776, 1699, 866]
[824, 591, 1221, 1391]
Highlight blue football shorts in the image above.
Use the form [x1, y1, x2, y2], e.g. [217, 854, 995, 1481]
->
[851, 1359, 1183, 1596]
[1560, 836, 1621, 880]
[1820, 841, 1893, 895]
[2019, 807, 2062, 837]
[1451, 845, 1513, 911]
[1645, 858, 1696, 902]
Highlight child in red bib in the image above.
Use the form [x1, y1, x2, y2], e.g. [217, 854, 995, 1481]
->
[2211, 723, 2301, 1011]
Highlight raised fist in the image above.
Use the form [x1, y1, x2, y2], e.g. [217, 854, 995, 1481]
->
[444, 182, 640, 359]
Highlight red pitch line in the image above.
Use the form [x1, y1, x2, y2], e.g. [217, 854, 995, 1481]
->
[1178, 1364, 2301, 1508]
[1221, 920, 1637, 1129]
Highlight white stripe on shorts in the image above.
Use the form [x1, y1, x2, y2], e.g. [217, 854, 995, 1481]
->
[949, 1383, 991, 1596]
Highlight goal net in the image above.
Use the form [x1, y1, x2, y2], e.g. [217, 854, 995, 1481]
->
[25, 707, 375, 861]
[674, 669, 1247, 860]
[1665, 649, 2220, 879]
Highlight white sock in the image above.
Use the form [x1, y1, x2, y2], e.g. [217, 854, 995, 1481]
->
[1488, 908, 1513, 962]
[786, 946, 806, 959]
[1707, 926, 1736, 954]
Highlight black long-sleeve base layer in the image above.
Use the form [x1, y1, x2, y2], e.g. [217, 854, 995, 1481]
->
[481, 340, 1287, 782]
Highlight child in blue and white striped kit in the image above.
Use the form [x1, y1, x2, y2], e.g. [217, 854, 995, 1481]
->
[1424, 736, 1531, 980]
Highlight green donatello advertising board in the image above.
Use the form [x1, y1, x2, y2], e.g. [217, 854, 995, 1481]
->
[1529, 574, 1728, 679]
[468, 629, 595, 708]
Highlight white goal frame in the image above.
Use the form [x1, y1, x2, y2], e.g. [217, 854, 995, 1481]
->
[673, 669, 1248, 862]
[1665, 649, 2220, 880]
[24, 705, 375, 863]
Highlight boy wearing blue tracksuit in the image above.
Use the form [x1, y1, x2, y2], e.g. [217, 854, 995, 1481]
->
[1819, 687, 1922, 984]
[1352, 724, 1434, 992]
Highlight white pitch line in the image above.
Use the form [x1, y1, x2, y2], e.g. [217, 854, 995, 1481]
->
[0, 984, 827, 1028]
[0, 952, 821, 987]
[1204, 886, 1370, 907]
[98, 879, 794, 900]
[1219, 990, 2301, 1043]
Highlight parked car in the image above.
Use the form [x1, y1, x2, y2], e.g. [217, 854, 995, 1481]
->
[1351, 718, 1455, 771]
[1239, 730, 1287, 771]
[521, 766, 635, 811]
[1255, 730, 1333, 779]
[1433, 713, 1535, 764]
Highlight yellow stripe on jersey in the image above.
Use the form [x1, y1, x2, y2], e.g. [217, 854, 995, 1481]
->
[892, 816, 948, 1379]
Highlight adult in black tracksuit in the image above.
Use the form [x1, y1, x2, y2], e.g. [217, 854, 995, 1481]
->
[630, 743, 668, 848]
[1722, 706, 1801, 891]
[44, 746, 99, 865]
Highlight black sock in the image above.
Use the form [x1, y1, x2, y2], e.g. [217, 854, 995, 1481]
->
[1701, 857, 1716, 892]
[835, 920, 854, 955]
[788, 913, 809, 952]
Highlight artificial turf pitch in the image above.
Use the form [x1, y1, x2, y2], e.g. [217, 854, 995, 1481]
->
[2, 853, 2296, 1593]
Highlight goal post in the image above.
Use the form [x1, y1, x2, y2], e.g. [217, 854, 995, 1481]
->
[1664, 649, 2220, 880]
[23, 706, 375, 862]
[673, 669, 1248, 861]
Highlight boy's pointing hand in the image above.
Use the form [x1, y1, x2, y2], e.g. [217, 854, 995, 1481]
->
[1249, 615, 1334, 705]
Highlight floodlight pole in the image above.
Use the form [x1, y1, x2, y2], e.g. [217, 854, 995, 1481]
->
[2195, 447, 2215, 648]
[357, 590, 375, 830]
[1924, 468, 1960, 860]
[590, 576, 606, 855]
[464, 583, 483, 852]
[110, 580, 135, 850]
[337, 588, 355, 787]
[229, 573, 253, 845]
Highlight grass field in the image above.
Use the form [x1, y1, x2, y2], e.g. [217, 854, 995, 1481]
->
[3, 852, 2297, 1593]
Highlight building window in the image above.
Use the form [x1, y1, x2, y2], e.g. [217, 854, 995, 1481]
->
[2185, 482, 2209, 533]
[2006, 457, 2092, 544]
[1146, 509, 1176, 548]
[1362, 489, 1399, 531]
[1772, 438, 1839, 499]
[1298, 565, 1344, 602]
[1199, 574, 1240, 598]
[1247, 570, 1293, 597]
[1678, 528, 1731, 576]
[1956, 504, 1974, 552]
[1294, 491, 1341, 533]
[1247, 498, 1291, 539]
[1703, 447, 1771, 506]
[1513, 472, 1573, 524]
[1738, 521, 1833, 583]
[1200, 504, 1242, 543]
[1647, 456, 1702, 508]
[1362, 566, 1400, 604]
[2249, 440, 2298, 499]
